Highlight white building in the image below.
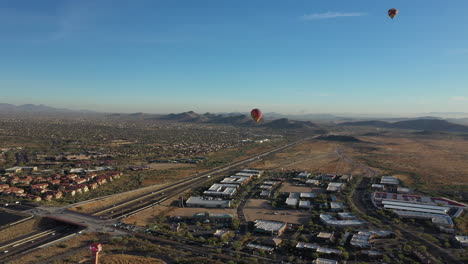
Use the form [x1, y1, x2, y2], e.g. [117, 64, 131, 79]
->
[186, 196, 231, 208]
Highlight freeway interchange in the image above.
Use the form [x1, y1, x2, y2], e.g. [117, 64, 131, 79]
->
[0, 137, 312, 263]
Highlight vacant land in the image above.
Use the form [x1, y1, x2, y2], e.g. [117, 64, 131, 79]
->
[147, 163, 196, 170]
[279, 182, 314, 193]
[355, 136, 468, 190]
[122, 193, 182, 226]
[0, 217, 41, 244]
[167, 208, 237, 218]
[251, 139, 366, 176]
[0, 209, 29, 227]
[68, 182, 171, 214]
[243, 199, 310, 225]
[101, 254, 166, 264]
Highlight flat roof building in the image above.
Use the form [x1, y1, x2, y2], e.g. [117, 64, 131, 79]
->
[300, 192, 316, 199]
[203, 184, 238, 197]
[254, 220, 287, 236]
[327, 182, 345, 192]
[320, 213, 365, 227]
[220, 176, 251, 185]
[297, 172, 311, 178]
[330, 202, 344, 212]
[286, 198, 298, 207]
[299, 200, 311, 209]
[312, 258, 338, 264]
[338, 212, 357, 220]
[186, 196, 231, 208]
[455, 236, 468, 247]
[380, 176, 400, 185]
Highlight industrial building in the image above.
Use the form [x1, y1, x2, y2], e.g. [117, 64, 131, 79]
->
[371, 192, 466, 216]
[312, 258, 338, 264]
[392, 210, 454, 228]
[296, 242, 341, 255]
[338, 212, 357, 220]
[299, 200, 311, 209]
[350, 230, 394, 248]
[327, 182, 345, 192]
[203, 184, 238, 197]
[455, 236, 468, 247]
[192, 212, 233, 223]
[253, 220, 287, 236]
[330, 202, 344, 212]
[297, 172, 311, 178]
[286, 198, 298, 207]
[185, 196, 231, 208]
[220, 176, 251, 185]
[320, 213, 365, 227]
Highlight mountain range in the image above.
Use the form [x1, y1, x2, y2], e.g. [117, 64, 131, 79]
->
[340, 119, 468, 133]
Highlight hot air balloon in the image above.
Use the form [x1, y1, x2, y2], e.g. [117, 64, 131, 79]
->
[250, 109, 263, 123]
[388, 8, 398, 19]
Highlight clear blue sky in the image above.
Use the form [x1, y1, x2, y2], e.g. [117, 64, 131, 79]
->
[1, 0, 467, 115]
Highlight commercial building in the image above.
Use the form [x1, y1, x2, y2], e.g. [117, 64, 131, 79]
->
[300, 192, 316, 199]
[185, 196, 231, 208]
[380, 175, 400, 185]
[327, 182, 345, 192]
[338, 212, 357, 220]
[192, 212, 233, 223]
[330, 202, 344, 212]
[297, 172, 311, 178]
[203, 184, 238, 197]
[312, 258, 338, 264]
[320, 213, 365, 227]
[253, 220, 287, 236]
[455, 236, 468, 247]
[286, 198, 298, 207]
[306, 179, 320, 186]
[371, 192, 466, 217]
[350, 230, 395, 248]
[299, 200, 311, 209]
[392, 210, 454, 228]
[220, 176, 251, 185]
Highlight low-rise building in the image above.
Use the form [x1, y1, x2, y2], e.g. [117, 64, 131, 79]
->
[312, 258, 338, 264]
[254, 220, 287, 236]
[320, 213, 365, 227]
[299, 200, 311, 209]
[455, 236, 468, 247]
[327, 182, 345, 192]
[286, 198, 298, 207]
[330, 202, 344, 212]
[186, 196, 231, 208]
[203, 184, 238, 197]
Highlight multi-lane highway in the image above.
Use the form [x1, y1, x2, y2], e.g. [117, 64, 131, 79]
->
[1, 136, 312, 262]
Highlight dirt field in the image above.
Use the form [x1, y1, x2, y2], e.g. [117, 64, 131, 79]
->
[101, 254, 166, 264]
[147, 163, 196, 170]
[0, 209, 28, 227]
[279, 182, 314, 193]
[122, 193, 183, 226]
[166, 208, 237, 217]
[355, 136, 468, 188]
[0, 217, 41, 244]
[251, 140, 366, 176]
[68, 182, 171, 214]
[243, 199, 311, 225]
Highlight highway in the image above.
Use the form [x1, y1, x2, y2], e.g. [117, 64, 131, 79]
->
[2, 136, 312, 262]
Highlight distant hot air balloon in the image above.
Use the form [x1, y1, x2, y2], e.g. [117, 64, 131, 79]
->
[388, 8, 398, 19]
[250, 109, 263, 123]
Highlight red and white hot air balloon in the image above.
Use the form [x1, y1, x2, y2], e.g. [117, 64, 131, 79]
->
[250, 108, 263, 123]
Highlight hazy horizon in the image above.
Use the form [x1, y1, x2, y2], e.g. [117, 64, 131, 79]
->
[1, 1, 468, 115]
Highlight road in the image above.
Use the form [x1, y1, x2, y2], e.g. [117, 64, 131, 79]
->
[2, 136, 313, 262]
[337, 147, 464, 264]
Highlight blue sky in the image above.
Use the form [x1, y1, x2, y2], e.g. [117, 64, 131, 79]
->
[1, 0, 467, 115]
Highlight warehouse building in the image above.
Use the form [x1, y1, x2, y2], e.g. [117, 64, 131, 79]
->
[320, 213, 365, 227]
[203, 184, 238, 197]
[186, 196, 231, 208]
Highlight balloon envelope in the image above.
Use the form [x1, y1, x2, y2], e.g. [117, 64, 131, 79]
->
[250, 109, 263, 123]
[388, 8, 398, 19]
